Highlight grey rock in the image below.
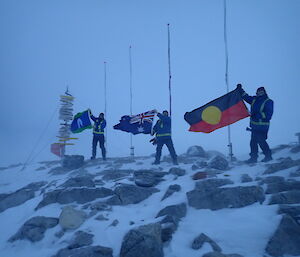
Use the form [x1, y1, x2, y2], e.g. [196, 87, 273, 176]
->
[278, 205, 300, 220]
[265, 215, 300, 257]
[62, 155, 85, 170]
[169, 167, 186, 176]
[59, 206, 87, 230]
[186, 145, 206, 157]
[9, 216, 58, 242]
[120, 223, 163, 257]
[290, 170, 300, 177]
[264, 157, 300, 174]
[53, 245, 113, 257]
[195, 178, 234, 191]
[208, 156, 229, 170]
[240, 174, 253, 183]
[134, 170, 166, 187]
[192, 233, 222, 252]
[107, 184, 159, 205]
[60, 176, 95, 188]
[156, 203, 187, 220]
[95, 214, 109, 221]
[36, 187, 113, 209]
[265, 181, 300, 194]
[269, 190, 300, 205]
[0, 182, 46, 213]
[161, 184, 181, 201]
[192, 161, 208, 170]
[187, 186, 265, 210]
[290, 145, 300, 153]
[49, 166, 70, 175]
[109, 219, 119, 227]
[202, 252, 244, 257]
[259, 176, 285, 185]
[101, 169, 133, 181]
[113, 158, 136, 164]
[68, 231, 94, 249]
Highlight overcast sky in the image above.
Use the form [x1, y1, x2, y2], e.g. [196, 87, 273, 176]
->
[1, 0, 300, 166]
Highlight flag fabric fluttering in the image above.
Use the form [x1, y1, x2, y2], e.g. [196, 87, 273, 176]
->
[50, 143, 64, 157]
[71, 110, 92, 133]
[184, 88, 249, 133]
[114, 110, 156, 135]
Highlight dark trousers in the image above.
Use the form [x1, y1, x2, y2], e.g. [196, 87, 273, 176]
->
[155, 137, 177, 163]
[92, 134, 106, 159]
[250, 130, 271, 159]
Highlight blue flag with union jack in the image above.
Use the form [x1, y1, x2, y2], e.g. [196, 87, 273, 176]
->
[113, 110, 156, 135]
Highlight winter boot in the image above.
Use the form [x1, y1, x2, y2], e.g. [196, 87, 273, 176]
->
[261, 156, 273, 162]
[152, 161, 160, 165]
[245, 157, 257, 164]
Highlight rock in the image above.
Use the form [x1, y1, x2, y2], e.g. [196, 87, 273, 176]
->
[120, 223, 163, 257]
[101, 169, 133, 181]
[278, 205, 300, 221]
[269, 190, 300, 205]
[107, 184, 159, 205]
[192, 233, 222, 252]
[192, 161, 208, 170]
[62, 155, 84, 170]
[49, 166, 70, 175]
[156, 203, 186, 242]
[68, 231, 94, 249]
[195, 178, 234, 191]
[161, 184, 181, 201]
[186, 146, 206, 157]
[265, 215, 300, 257]
[53, 245, 113, 257]
[95, 214, 109, 221]
[114, 158, 136, 164]
[240, 174, 253, 183]
[259, 176, 285, 185]
[134, 170, 166, 187]
[90, 202, 112, 212]
[169, 167, 186, 176]
[187, 185, 265, 210]
[59, 176, 95, 188]
[9, 216, 58, 242]
[0, 182, 46, 213]
[263, 157, 300, 174]
[208, 156, 229, 170]
[156, 203, 187, 220]
[265, 181, 300, 194]
[290, 145, 300, 153]
[202, 252, 244, 257]
[36, 187, 114, 209]
[192, 172, 207, 180]
[109, 219, 119, 227]
[59, 206, 87, 230]
[290, 170, 300, 177]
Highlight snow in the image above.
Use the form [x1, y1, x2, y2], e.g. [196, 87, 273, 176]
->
[0, 146, 299, 257]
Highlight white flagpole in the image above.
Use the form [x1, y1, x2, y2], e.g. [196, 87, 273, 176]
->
[104, 61, 108, 154]
[129, 46, 134, 157]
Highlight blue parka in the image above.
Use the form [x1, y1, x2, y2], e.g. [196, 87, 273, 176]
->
[242, 91, 274, 131]
[152, 113, 172, 139]
[90, 115, 106, 135]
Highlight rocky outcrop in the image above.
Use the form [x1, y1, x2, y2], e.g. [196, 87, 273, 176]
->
[120, 223, 163, 257]
[9, 216, 58, 242]
[36, 187, 114, 209]
[265, 215, 300, 257]
[0, 182, 46, 213]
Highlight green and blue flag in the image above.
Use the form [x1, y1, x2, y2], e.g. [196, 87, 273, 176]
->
[71, 110, 92, 133]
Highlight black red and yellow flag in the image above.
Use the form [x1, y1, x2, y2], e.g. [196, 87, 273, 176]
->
[184, 88, 249, 133]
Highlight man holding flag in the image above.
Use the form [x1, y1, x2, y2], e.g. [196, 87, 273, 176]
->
[89, 109, 106, 161]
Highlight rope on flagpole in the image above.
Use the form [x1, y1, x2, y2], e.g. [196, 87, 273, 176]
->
[223, 0, 234, 161]
[167, 24, 172, 118]
[129, 46, 134, 157]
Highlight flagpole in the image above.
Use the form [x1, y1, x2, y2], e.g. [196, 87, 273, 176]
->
[129, 46, 134, 157]
[104, 61, 108, 154]
[167, 24, 172, 119]
[223, 0, 233, 161]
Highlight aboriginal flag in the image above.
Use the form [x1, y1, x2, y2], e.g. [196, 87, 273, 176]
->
[184, 88, 249, 133]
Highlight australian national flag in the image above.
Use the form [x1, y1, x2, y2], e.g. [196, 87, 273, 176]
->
[113, 110, 156, 135]
[71, 110, 92, 133]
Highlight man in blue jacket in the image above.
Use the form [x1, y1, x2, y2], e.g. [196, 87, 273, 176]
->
[237, 84, 274, 163]
[89, 110, 106, 161]
[152, 110, 178, 165]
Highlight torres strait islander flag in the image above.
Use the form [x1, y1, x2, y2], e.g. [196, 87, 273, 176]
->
[184, 88, 250, 133]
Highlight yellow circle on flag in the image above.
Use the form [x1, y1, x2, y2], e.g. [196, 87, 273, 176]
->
[201, 106, 222, 125]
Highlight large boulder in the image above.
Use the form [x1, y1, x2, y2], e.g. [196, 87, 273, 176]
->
[62, 155, 84, 170]
[269, 190, 300, 205]
[36, 187, 113, 209]
[208, 156, 229, 170]
[53, 245, 113, 257]
[59, 206, 87, 230]
[120, 223, 163, 257]
[265, 215, 300, 256]
[186, 146, 206, 157]
[0, 182, 46, 213]
[9, 216, 58, 242]
[106, 184, 159, 205]
[187, 185, 265, 210]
